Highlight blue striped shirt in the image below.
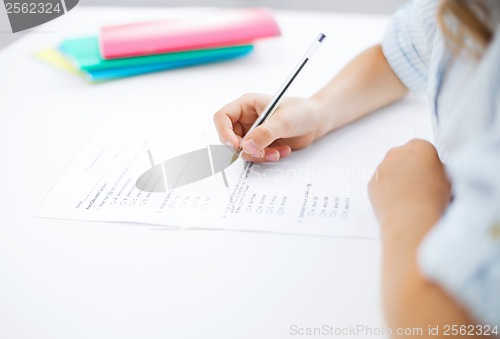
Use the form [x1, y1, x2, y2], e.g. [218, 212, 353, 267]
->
[382, 0, 500, 327]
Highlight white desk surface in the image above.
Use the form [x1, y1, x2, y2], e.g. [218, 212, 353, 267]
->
[0, 7, 431, 339]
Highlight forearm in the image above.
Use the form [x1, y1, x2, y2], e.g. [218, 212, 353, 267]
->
[382, 214, 479, 338]
[312, 44, 408, 137]
[369, 140, 482, 337]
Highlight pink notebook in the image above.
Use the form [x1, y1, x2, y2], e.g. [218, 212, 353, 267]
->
[100, 8, 281, 60]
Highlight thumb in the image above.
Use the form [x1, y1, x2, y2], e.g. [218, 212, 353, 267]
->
[241, 117, 290, 155]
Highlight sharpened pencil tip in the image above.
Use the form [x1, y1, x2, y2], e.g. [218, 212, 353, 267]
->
[231, 147, 242, 163]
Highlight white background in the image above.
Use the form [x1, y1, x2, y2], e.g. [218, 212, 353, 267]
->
[0, 5, 430, 339]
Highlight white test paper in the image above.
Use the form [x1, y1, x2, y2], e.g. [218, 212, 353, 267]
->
[37, 98, 430, 238]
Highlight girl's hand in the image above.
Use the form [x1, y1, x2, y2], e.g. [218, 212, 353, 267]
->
[368, 139, 451, 238]
[213, 93, 326, 162]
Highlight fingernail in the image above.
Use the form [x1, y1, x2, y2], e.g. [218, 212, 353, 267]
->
[243, 139, 258, 154]
[223, 140, 234, 148]
[278, 148, 291, 158]
[266, 152, 280, 162]
[252, 150, 265, 159]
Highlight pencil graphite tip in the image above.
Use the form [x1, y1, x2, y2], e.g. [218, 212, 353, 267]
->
[231, 147, 242, 163]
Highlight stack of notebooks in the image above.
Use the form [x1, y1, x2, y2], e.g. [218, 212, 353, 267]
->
[37, 8, 281, 82]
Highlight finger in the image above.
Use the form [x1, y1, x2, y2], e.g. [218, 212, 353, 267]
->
[241, 144, 291, 163]
[240, 107, 294, 154]
[213, 93, 269, 148]
[233, 121, 244, 139]
[272, 144, 292, 159]
[262, 147, 281, 162]
[263, 140, 292, 160]
[213, 109, 241, 148]
[241, 147, 276, 162]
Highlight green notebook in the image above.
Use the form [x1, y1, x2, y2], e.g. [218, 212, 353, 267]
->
[59, 36, 254, 81]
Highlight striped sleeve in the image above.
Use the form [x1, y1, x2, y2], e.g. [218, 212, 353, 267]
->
[382, 0, 435, 95]
[418, 123, 500, 326]
[418, 28, 500, 327]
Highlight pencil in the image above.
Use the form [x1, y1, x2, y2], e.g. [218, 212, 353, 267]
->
[231, 33, 326, 163]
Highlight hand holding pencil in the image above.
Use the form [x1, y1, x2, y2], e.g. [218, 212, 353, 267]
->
[214, 94, 327, 162]
[213, 33, 327, 163]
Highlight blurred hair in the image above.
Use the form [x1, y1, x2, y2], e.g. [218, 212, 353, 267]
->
[438, 0, 496, 55]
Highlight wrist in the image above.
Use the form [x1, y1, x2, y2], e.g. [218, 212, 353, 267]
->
[309, 94, 339, 139]
[379, 203, 443, 252]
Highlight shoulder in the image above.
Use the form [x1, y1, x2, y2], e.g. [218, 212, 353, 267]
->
[382, 0, 440, 94]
